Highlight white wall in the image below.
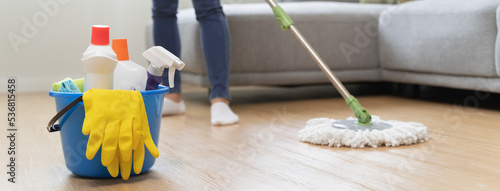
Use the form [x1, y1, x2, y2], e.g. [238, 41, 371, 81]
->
[1, 0, 152, 93]
[1, 0, 263, 93]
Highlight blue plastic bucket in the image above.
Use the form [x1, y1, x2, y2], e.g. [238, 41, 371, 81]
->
[48, 86, 168, 178]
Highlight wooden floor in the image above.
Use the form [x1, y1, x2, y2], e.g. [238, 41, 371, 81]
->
[2, 84, 500, 191]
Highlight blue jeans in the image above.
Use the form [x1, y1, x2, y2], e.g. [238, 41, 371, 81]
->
[152, 0, 231, 101]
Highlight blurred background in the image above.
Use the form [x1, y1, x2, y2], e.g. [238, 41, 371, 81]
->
[0, 0, 261, 93]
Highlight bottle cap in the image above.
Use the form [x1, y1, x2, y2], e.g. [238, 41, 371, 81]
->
[91, 25, 110, 45]
[112, 39, 130, 61]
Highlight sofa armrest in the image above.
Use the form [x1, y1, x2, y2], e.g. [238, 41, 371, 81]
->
[379, 0, 500, 78]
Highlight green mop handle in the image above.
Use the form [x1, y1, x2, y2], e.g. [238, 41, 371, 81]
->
[265, 0, 372, 125]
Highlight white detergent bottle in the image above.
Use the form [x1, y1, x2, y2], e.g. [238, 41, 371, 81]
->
[82, 25, 118, 91]
[112, 39, 147, 91]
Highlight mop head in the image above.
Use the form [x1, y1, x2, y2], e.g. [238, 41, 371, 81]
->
[298, 116, 430, 148]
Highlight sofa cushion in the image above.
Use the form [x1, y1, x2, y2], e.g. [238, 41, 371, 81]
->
[379, 0, 500, 78]
[280, 0, 359, 2]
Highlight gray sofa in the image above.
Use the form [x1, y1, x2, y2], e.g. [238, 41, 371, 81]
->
[146, 0, 500, 94]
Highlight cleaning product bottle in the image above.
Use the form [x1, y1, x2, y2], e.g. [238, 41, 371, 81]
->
[142, 46, 185, 90]
[112, 39, 147, 91]
[82, 25, 118, 91]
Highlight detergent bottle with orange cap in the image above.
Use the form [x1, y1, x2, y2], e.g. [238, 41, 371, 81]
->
[112, 39, 147, 91]
[82, 25, 118, 91]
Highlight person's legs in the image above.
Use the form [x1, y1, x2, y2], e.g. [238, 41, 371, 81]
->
[152, 0, 185, 115]
[192, 0, 231, 102]
[192, 0, 238, 125]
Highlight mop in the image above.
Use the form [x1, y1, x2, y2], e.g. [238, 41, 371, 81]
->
[265, 0, 430, 148]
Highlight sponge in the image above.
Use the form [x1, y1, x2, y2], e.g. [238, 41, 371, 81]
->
[73, 78, 84, 92]
[52, 78, 85, 92]
[52, 78, 72, 91]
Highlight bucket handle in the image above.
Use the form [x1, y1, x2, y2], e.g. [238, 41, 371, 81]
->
[47, 96, 83, 133]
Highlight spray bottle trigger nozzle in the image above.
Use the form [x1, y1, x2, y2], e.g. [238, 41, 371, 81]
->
[167, 60, 185, 88]
[168, 68, 175, 88]
[143, 46, 186, 88]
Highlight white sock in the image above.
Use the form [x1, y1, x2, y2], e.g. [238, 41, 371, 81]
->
[162, 98, 186, 116]
[210, 102, 239, 125]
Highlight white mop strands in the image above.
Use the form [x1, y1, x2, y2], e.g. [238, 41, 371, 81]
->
[298, 116, 430, 148]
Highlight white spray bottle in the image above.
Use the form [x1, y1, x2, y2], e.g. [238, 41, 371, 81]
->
[142, 46, 185, 90]
[112, 39, 147, 91]
[81, 25, 118, 91]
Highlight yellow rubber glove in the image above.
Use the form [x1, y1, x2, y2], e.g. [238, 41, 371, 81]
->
[105, 93, 159, 179]
[106, 138, 154, 180]
[82, 89, 138, 166]
[81, 89, 159, 179]
[134, 93, 159, 174]
[106, 145, 133, 180]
